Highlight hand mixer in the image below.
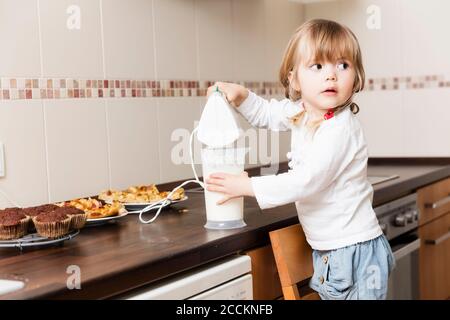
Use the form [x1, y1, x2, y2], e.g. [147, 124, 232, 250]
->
[138, 87, 243, 224]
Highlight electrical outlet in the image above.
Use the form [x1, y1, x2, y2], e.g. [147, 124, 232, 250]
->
[0, 142, 5, 177]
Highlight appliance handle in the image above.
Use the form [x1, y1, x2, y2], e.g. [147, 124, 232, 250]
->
[425, 194, 450, 209]
[425, 229, 450, 245]
[393, 238, 421, 261]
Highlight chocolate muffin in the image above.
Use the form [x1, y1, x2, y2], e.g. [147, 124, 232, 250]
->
[0, 209, 30, 240]
[33, 208, 72, 239]
[23, 204, 60, 232]
[23, 204, 59, 218]
[60, 206, 87, 230]
[4, 207, 21, 211]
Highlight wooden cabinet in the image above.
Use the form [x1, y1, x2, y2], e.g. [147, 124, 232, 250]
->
[244, 245, 283, 300]
[417, 177, 450, 226]
[418, 177, 450, 300]
[418, 212, 450, 300]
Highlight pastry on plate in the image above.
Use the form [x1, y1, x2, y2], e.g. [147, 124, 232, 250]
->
[99, 184, 185, 203]
[58, 198, 125, 220]
[126, 184, 160, 195]
[85, 202, 124, 219]
[58, 198, 103, 211]
[97, 189, 124, 202]
[160, 187, 185, 201]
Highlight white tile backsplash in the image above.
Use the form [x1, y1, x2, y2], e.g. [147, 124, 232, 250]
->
[106, 98, 160, 190]
[0, 100, 49, 208]
[196, 0, 233, 81]
[102, 0, 156, 79]
[263, 0, 304, 81]
[153, 0, 198, 80]
[401, 88, 450, 156]
[304, 1, 341, 21]
[339, 0, 402, 79]
[305, 0, 403, 79]
[39, 0, 104, 77]
[231, 0, 267, 81]
[354, 90, 404, 157]
[0, 0, 41, 77]
[44, 99, 109, 202]
[157, 97, 203, 183]
[400, 0, 450, 76]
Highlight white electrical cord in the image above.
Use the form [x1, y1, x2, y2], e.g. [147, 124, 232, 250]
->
[0, 127, 204, 220]
[139, 127, 205, 224]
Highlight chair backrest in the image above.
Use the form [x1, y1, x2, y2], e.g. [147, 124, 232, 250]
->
[269, 224, 319, 300]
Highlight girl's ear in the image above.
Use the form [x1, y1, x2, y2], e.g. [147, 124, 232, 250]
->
[288, 71, 300, 91]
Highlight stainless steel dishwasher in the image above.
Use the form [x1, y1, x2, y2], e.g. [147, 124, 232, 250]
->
[375, 193, 421, 300]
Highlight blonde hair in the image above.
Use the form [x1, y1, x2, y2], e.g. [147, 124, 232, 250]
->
[279, 19, 365, 131]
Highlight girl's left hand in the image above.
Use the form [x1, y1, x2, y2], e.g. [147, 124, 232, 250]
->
[205, 171, 254, 205]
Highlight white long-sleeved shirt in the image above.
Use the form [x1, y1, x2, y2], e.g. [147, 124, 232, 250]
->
[237, 91, 382, 250]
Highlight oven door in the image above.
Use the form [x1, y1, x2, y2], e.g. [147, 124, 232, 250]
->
[387, 231, 421, 300]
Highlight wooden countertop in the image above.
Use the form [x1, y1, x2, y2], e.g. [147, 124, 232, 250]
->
[1, 159, 449, 299]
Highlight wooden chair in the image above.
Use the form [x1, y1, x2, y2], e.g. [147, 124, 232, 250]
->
[269, 224, 321, 300]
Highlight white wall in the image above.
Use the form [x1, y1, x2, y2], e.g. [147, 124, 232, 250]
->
[5, 0, 447, 209]
[0, 0, 304, 208]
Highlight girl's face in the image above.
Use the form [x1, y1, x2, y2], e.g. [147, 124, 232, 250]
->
[290, 57, 356, 111]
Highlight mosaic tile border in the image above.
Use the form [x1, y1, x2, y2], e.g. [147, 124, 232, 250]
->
[0, 75, 449, 100]
[365, 74, 450, 91]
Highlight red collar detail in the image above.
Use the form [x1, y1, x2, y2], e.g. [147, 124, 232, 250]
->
[323, 108, 335, 120]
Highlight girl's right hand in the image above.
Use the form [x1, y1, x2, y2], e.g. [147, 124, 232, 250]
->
[206, 82, 249, 108]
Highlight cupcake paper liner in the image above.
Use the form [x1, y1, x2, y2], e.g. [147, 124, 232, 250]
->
[68, 213, 88, 230]
[0, 217, 31, 240]
[24, 214, 37, 233]
[33, 216, 72, 239]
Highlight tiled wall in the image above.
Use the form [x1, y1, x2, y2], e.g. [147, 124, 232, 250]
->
[0, 0, 303, 208]
[2, 0, 449, 209]
[0, 78, 286, 100]
[2, 75, 449, 101]
[304, 0, 450, 157]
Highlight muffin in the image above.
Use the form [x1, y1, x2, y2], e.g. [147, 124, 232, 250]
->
[33, 208, 72, 239]
[23, 204, 59, 232]
[0, 209, 30, 240]
[23, 204, 59, 218]
[61, 206, 88, 230]
[4, 207, 21, 211]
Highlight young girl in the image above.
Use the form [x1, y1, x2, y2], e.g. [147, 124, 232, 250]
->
[205, 19, 395, 300]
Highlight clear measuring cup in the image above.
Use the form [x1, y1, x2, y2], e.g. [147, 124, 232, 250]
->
[202, 147, 248, 229]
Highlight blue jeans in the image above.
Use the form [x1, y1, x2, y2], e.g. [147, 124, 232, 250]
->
[309, 234, 396, 300]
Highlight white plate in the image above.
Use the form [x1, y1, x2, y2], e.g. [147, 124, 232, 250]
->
[85, 210, 129, 226]
[106, 196, 188, 213]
